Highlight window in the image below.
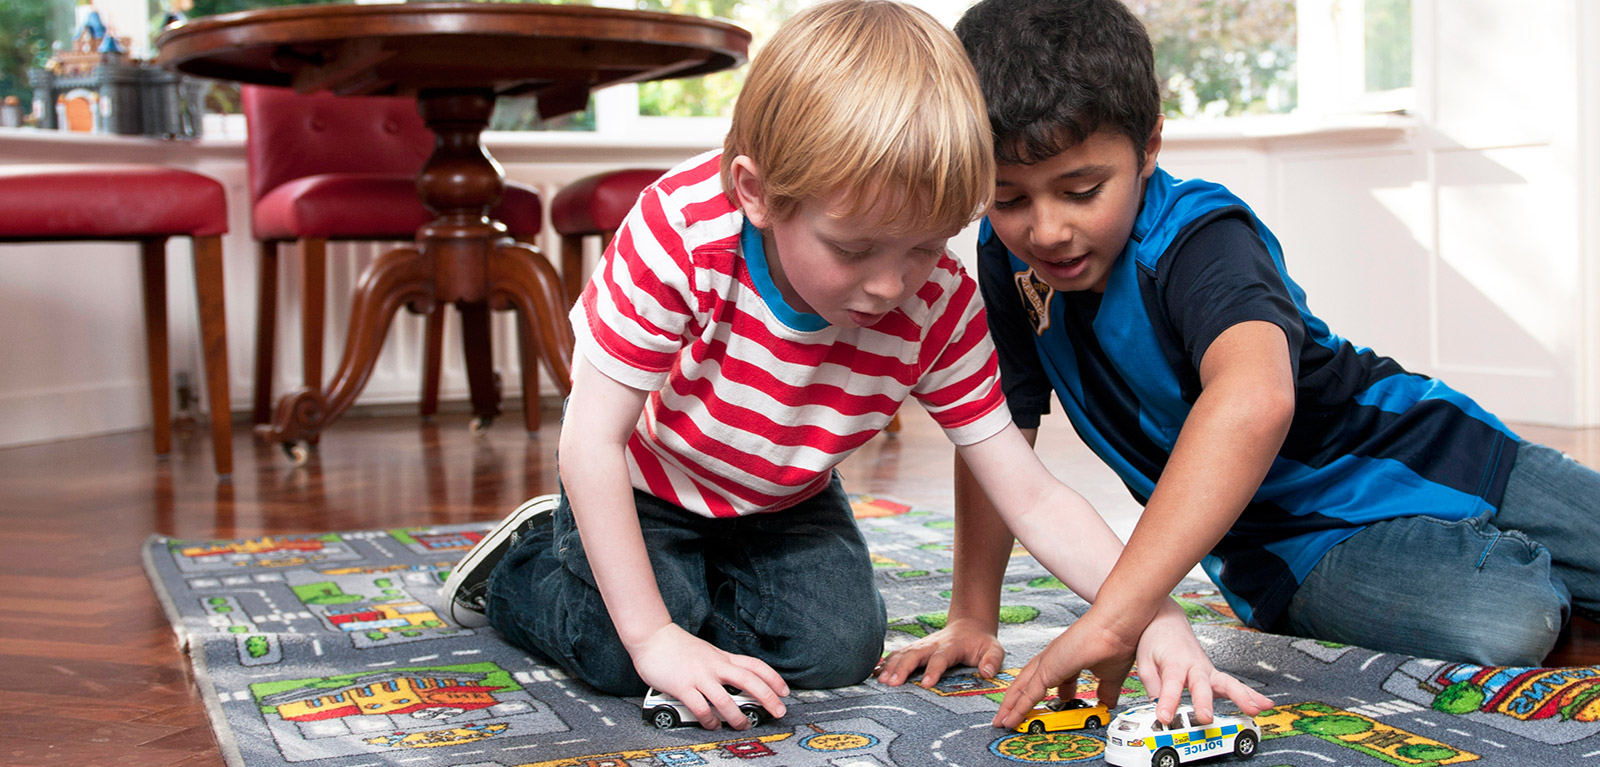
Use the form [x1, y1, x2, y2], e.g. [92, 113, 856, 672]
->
[0, 0, 1411, 134]
[1133, 0, 1298, 118]
[1297, 0, 1414, 115]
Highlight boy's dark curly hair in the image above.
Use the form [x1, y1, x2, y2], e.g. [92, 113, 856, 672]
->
[955, 0, 1161, 165]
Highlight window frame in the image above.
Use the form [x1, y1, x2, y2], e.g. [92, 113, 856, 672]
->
[52, 0, 1416, 140]
[1296, 0, 1417, 116]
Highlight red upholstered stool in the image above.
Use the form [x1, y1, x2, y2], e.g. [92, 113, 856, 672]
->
[550, 168, 667, 306]
[0, 165, 234, 474]
[243, 85, 546, 426]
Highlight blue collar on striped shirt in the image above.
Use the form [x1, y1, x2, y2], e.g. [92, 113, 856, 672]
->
[741, 219, 829, 332]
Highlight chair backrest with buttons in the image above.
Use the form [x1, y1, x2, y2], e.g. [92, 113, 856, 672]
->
[242, 86, 435, 233]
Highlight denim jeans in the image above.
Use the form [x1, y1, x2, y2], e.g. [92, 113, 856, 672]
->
[1282, 441, 1600, 665]
[484, 472, 887, 695]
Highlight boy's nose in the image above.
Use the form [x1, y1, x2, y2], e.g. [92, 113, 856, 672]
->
[863, 265, 906, 302]
[1031, 208, 1074, 249]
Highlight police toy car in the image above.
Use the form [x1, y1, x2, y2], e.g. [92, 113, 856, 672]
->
[1103, 703, 1261, 767]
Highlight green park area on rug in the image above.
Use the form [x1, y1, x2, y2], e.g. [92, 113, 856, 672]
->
[143, 494, 1600, 766]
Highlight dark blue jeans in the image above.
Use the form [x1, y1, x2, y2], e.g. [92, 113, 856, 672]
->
[484, 473, 887, 695]
[1283, 441, 1600, 665]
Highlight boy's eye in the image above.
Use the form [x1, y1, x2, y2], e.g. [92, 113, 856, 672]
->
[1066, 183, 1104, 201]
[829, 242, 873, 259]
[992, 196, 1025, 210]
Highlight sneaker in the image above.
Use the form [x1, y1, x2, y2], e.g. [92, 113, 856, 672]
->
[439, 493, 558, 628]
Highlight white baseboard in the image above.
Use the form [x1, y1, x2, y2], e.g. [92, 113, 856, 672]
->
[0, 380, 151, 448]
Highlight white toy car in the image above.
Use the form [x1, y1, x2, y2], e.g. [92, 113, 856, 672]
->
[1103, 703, 1261, 767]
[641, 686, 774, 730]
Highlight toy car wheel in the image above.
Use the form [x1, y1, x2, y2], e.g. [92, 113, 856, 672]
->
[1084, 716, 1101, 729]
[1153, 747, 1180, 767]
[740, 705, 764, 728]
[650, 707, 679, 729]
[1234, 731, 1258, 759]
[1027, 720, 1047, 734]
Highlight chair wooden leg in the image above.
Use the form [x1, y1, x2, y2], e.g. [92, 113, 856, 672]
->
[420, 305, 445, 418]
[458, 302, 501, 422]
[488, 242, 574, 392]
[255, 245, 432, 447]
[300, 237, 327, 394]
[514, 300, 543, 432]
[252, 240, 278, 425]
[139, 238, 172, 457]
[191, 235, 234, 476]
[560, 234, 583, 309]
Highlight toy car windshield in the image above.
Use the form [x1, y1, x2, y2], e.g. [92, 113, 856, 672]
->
[1046, 698, 1092, 712]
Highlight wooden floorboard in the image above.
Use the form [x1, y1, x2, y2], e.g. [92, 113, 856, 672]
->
[0, 403, 1594, 766]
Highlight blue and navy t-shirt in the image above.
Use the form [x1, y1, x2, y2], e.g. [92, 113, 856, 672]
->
[977, 166, 1520, 630]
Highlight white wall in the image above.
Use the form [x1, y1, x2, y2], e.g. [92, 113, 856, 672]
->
[1149, 0, 1597, 429]
[2, 0, 1598, 447]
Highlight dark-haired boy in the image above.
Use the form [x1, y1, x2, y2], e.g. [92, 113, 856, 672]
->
[879, 0, 1600, 729]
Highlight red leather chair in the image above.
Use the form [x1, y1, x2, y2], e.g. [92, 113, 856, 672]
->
[550, 168, 667, 306]
[0, 165, 234, 474]
[243, 85, 545, 426]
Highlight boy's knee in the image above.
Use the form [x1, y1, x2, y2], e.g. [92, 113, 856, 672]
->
[1445, 588, 1565, 667]
[569, 641, 649, 697]
[780, 607, 886, 689]
[1417, 551, 1567, 666]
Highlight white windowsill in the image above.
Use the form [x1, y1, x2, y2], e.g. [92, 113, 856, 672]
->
[1162, 112, 1416, 149]
[0, 111, 1415, 163]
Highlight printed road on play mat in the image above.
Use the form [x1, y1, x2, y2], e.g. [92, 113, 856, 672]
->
[143, 494, 1600, 767]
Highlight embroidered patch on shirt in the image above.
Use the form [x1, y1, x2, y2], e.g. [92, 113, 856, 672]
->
[1014, 268, 1055, 336]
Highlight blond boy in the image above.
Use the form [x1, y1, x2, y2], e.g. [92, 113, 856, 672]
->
[442, 0, 1268, 731]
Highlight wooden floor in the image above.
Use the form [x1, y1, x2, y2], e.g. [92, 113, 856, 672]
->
[2, 403, 1596, 766]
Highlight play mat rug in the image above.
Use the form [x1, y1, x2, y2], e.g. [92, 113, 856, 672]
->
[143, 494, 1600, 767]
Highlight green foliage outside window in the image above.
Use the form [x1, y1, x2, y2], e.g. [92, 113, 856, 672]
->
[630, 0, 1301, 120]
[1364, 0, 1410, 93]
[634, 0, 799, 118]
[1129, 0, 1298, 118]
[0, 0, 71, 107]
[1, 0, 1357, 132]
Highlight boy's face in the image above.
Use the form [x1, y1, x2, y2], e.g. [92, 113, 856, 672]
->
[987, 124, 1161, 293]
[732, 158, 957, 328]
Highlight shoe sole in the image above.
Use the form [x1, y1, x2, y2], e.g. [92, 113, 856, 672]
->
[439, 493, 559, 628]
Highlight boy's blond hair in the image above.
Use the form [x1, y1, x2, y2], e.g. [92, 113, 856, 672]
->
[721, 0, 993, 234]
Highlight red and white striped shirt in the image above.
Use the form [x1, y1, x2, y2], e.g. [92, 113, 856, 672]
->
[572, 151, 1010, 518]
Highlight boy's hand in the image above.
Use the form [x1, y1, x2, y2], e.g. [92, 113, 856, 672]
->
[1135, 600, 1272, 725]
[875, 617, 1006, 688]
[993, 611, 1135, 729]
[632, 623, 790, 730]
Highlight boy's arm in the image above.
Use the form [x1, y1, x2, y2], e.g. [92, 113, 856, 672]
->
[876, 431, 1034, 687]
[886, 421, 1269, 724]
[559, 355, 789, 730]
[993, 320, 1292, 726]
[1071, 320, 1294, 634]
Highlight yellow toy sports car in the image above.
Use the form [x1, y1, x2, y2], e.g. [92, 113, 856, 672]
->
[1015, 697, 1112, 734]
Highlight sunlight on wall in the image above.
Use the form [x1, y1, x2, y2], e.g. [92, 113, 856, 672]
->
[1367, 183, 1428, 258]
[1436, 147, 1577, 360]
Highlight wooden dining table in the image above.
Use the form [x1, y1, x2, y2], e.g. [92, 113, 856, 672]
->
[157, 2, 750, 460]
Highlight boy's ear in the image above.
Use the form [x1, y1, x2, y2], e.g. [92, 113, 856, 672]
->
[1140, 116, 1165, 179]
[728, 155, 772, 229]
